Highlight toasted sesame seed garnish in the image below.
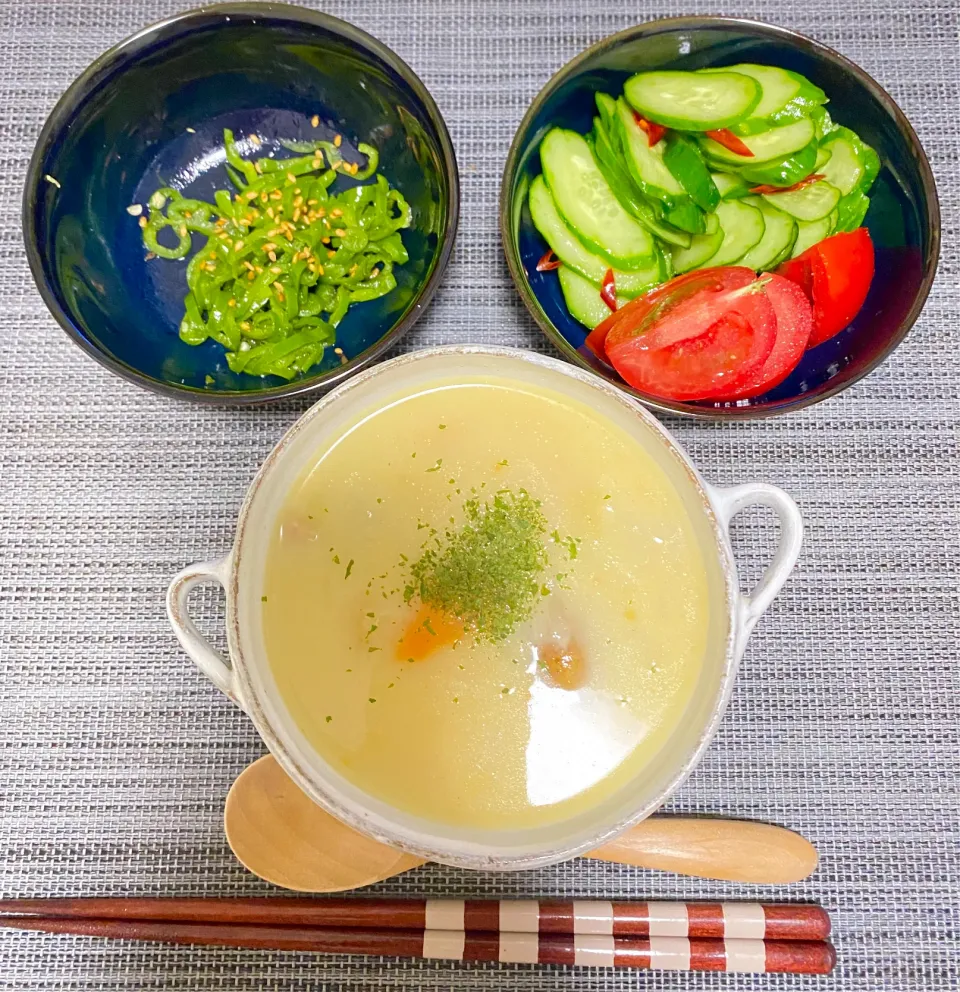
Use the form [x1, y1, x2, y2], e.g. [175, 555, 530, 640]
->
[248, 134, 261, 147]
[331, 208, 342, 218]
[245, 190, 258, 201]
[208, 251, 217, 260]
[262, 241, 277, 251]
[312, 157, 323, 169]
[322, 236, 331, 245]
[247, 271, 256, 281]
[335, 227, 346, 237]
[334, 347, 344, 355]
[254, 161, 263, 173]
[292, 208, 301, 223]
[185, 126, 196, 133]
[270, 190, 282, 200]
[271, 265, 282, 274]
[333, 134, 342, 148]
[233, 240, 244, 251]
[218, 232, 230, 240]
[126, 203, 143, 216]
[316, 206, 326, 217]
[243, 261, 255, 271]
[316, 264, 324, 275]
[240, 321, 251, 331]
[311, 114, 320, 127]
[144, 251, 156, 261]
[328, 249, 336, 258]
[178, 224, 188, 237]
[44, 174, 61, 188]
[227, 298, 236, 307]
[268, 250, 277, 262]
[370, 267, 379, 278]
[286, 171, 297, 183]
[260, 192, 268, 203]
[307, 198, 319, 206]
[138, 216, 148, 229]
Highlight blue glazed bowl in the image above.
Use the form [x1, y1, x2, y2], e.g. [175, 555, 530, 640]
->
[24, 2, 459, 403]
[500, 17, 940, 419]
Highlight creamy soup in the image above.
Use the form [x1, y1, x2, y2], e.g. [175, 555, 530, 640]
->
[262, 378, 714, 830]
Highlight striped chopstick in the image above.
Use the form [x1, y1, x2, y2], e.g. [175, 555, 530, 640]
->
[0, 916, 835, 974]
[0, 897, 830, 941]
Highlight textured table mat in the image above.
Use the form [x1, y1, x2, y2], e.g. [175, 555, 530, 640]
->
[1, 0, 958, 988]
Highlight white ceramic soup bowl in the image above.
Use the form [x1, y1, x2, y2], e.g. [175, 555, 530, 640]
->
[167, 346, 802, 871]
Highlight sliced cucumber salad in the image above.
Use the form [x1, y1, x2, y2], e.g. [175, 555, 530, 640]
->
[528, 63, 879, 329]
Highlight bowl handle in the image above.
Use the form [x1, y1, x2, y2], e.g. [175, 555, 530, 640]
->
[166, 556, 245, 710]
[708, 483, 803, 655]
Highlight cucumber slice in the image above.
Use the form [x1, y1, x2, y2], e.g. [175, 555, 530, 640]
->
[615, 97, 685, 199]
[706, 199, 766, 267]
[821, 126, 881, 195]
[736, 140, 818, 187]
[558, 266, 631, 329]
[862, 144, 881, 192]
[663, 135, 720, 210]
[528, 176, 660, 297]
[762, 180, 840, 221]
[712, 171, 750, 199]
[791, 213, 834, 256]
[700, 118, 816, 165]
[834, 190, 870, 232]
[812, 107, 839, 140]
[539, 128, 656, 268]
[595, 91, 618, 133]
[815, 145, 832, 170]
[738, 196, 798, 270]
[670, 212, 724, 273]
[590, 124, 692, 247]
[702, 64, 801, 119]
[624, 70, 761, 130]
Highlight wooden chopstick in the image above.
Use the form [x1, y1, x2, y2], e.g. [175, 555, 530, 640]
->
[0, 897, 830, 941]
[0, 915, 835, 974]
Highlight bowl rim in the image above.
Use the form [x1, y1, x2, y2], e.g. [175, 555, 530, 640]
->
[499, 14, 942, 420]
[22, 0, 460, 405]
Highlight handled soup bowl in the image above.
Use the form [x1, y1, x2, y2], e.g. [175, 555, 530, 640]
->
[167, 346, 803, 870]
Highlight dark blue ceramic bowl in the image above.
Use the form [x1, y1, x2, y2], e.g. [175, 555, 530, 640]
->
[24, 2, 458, 403]
[501, 17, 940, 419]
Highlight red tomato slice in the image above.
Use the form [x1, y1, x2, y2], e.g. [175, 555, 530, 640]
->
[604, 268, 777, 401]
[776, 228, 875, 347]
[721, 274, 814, 399]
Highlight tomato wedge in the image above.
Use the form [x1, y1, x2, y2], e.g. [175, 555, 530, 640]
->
[776, 228, 875, 347]
[602, 268, 778, 401]
[721, 274, 814, 399]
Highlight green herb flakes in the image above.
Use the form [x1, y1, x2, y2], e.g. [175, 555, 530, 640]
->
[261, 595, 268, 603]
[408, 488, 549, 642]
[344, 559, 354, 579]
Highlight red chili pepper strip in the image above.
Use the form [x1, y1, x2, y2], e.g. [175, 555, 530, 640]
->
[705, 129, 755, 157]
[633, 111, 667, 147]
[600, 268, 617, 312]
[536, 249, 562, 272]
[749, 173, 827, 195]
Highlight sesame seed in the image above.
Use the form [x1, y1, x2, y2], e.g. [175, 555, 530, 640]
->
[286, 171, 297, 183]
[316, 207, 326, 217]
[312, 158, 323, 169]
[328, 249, 336, 259]
[44, 174, 61, 188]
[178, 225, 187, 236]
[248, 134, 261, 146]
[260, 192, 268, 203]
[331, 208, 342, 218]
[243, 261, 255, 271]
[144, 252, 156, 261]
[370, 268, 379, 278]
[311, 114, 320, 127]
[254, 161, 263, 173]
[234, 241, 244, 251]
[126, 203, 143, 216]
[271, 265, 282, 275]
[208, 251, 216, 260]
[268, 250, 277, 262]
[263, 242, 277, 251]
[335, 227, 346, 237]
[138, 216, 147, 229]
[292, 208, 301, 223]
[185, 127, 196, 133]
[334, 134, 342, 147]
[227, 298, 236, 307]
[307, 199, 319, 206]
[334, 347, 344, 355]
[247, 271, 256, 281]
[240, 321, 251, 330]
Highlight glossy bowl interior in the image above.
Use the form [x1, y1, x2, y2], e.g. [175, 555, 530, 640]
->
[25, 2, 458, 403]
[501, 17, 940, 419]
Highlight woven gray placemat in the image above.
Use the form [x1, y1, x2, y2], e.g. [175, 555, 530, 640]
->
[0, 0, 957, 988]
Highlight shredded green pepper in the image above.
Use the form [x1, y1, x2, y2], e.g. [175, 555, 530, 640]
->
[141, 129, 411, 380]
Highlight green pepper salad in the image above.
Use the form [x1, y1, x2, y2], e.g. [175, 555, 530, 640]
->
[137, 129, 412, 380]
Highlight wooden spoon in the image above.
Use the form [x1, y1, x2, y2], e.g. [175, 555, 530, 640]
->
[225, 756, 818, 892]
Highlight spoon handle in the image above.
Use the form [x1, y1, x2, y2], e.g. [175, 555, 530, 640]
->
[587, 818, 818, 884]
